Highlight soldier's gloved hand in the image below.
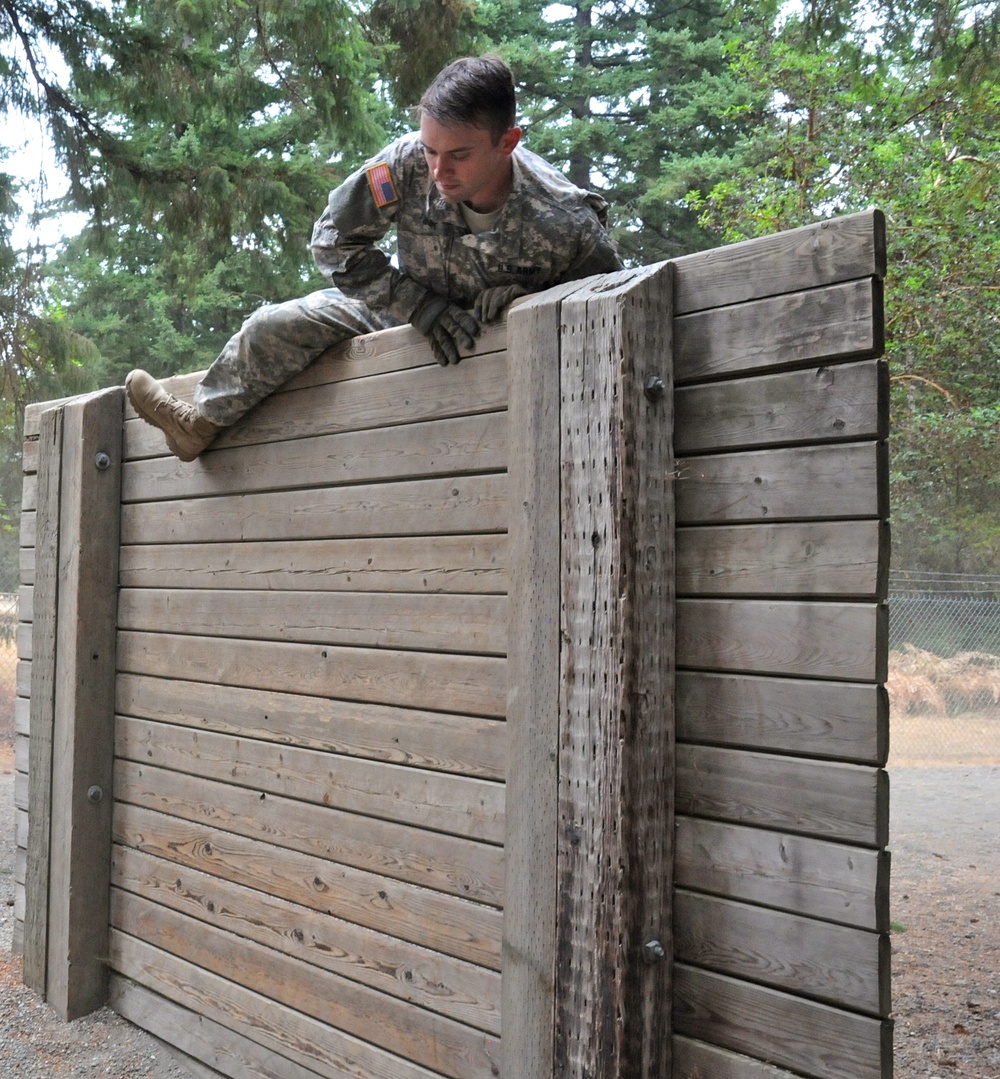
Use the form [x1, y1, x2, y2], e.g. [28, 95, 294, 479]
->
[473, 284, 531, 323]
[410, 294, 481, 365]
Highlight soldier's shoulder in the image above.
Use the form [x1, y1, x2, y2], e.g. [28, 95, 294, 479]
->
[512, 147, 610, 224]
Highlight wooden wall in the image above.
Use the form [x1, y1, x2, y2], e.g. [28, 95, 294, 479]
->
[15, 210, 889, 1079]
[670, 211, 891, 1079]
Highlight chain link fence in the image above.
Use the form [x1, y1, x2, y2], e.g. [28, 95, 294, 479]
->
[889, 570, 1000, 764]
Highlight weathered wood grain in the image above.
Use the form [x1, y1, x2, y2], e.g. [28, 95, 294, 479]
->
[676, 745, 888, 847]
[110, 975, 321, 1079]
[117, 587, 507, 655]
[111, 891, 502, 1079]
[116, 672, 506, 779]
[672, 209, 886, 315]
[676, 520, 888, 600]
[676, 670, 888, 764]
[18, 508, 35, 549]
[119, 473, 508, 545]
[125, 346, 507, 460]
[23, 407, 61, 994]
[116, 631, 507, 717]
[19, 544, 35, 586]
[17, 584, 32, 624]
[674, 278, 882, 383]
[678, 598, 888, 683]
[46, 387, 123, 1020]
[112, 847, 501, 1033]
[502, 278, 586, 1078]
[114, 758, 503, 905]
[675, 358, 888, 453]
[115, 715, 504, 844]
[556, 264, 675, 1079]
[110, 933, 456, 1079]
[118, 534, 507, 594]
[676, 441, 887, 524]
[112, 802, 503, 969]
[21, 438, 39, 475]
[20, 473, 37, 512]
[675, 817, 888, 931]
[673, 1035, 812, 1079]
[674, 890, 889, 1014]
[123, 409, 507, 500]
[673, 963, 891, 1079]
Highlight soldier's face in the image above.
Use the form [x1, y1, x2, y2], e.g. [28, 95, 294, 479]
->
[419, 116, 521, 214]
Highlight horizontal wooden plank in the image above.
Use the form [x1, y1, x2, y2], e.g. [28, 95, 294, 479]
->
[114, 758, 503, 905]
[675, 890, 888, 1015]
[672, 210, 886, 315]
[20, 473, 37, 512]
[123, 410, 507, 501]
[674, 279, 882, 384]
[117, 588, 507, 656]
[112, 891, 501, 1079]
[113, 846, 501, 1033]
[17, 623, 31, 661]
[116, 672, 505, 779]
[112, 803, 503, 969]
[116, 716, 504, 845]
[125, 346, 508, 461]
[19, 545, 35, 586]
[675, 817, 888, 931]
[674, 1036, 804, 1079]
[15, 771, 28, 812]
[676, 442, 887, 525]
[118, 535, 508, 594]
[675, 358, 887, 453]
[16, 659, 30, 698]
[677, 520, 888, 600]
[133, 320, 509, 412]
[120, 473, 508, 545]
[21, 438, 39, 475]
[15, 735, 28, 775]
[117, 631, 507, 718]
[676, 744, 888, 847]
[673, 963, 891, 1079]
[15, 697, 30, 737]
[110, 933, 449, 1079]
[17, 585, 32, 624]
[678, 599, 888, 683]
[110, 974, 323, 1079]
[19, 509, 35, 548]
[676, 670, 887, 764]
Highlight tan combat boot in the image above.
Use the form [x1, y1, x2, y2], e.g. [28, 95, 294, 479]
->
[125, 369, 224, 462]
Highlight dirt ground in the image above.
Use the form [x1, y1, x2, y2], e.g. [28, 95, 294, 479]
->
[1, 734, 998, 1078]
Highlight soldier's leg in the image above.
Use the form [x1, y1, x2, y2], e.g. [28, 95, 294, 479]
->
[194, 288, 393, 426]
[126, 288, 394, 461]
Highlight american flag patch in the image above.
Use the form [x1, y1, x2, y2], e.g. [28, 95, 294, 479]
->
[366, 162, 398, 208]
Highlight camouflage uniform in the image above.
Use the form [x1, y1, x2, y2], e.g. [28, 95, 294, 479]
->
[194, 132, 623, 426]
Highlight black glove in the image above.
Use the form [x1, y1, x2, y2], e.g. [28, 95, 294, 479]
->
[410, 294, 481, 365]
[473, 283, 531, 323]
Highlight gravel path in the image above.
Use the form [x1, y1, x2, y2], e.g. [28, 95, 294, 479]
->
[1, 748, 998, 1077]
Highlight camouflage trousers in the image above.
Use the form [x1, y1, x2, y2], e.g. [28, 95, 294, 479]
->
[193, 288, 399, 427]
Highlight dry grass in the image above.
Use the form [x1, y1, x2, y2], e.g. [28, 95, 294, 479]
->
[887, 643, 1000, 717]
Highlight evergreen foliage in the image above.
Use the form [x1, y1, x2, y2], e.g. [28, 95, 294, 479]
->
[1, 0, 999, 577]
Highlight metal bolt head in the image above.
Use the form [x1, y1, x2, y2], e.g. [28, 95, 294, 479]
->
[94, 452, 111, 471]
[643, 938, 666, 963]
[644, 374, 665, 402]
[87, 785, 103, 803]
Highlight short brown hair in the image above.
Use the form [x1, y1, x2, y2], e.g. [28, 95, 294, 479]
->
[419, 55, 517, 144]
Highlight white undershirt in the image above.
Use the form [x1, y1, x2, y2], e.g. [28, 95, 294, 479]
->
[460, 202, 503, 234]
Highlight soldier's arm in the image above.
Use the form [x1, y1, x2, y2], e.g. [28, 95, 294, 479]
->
[310, 145, 430, 322]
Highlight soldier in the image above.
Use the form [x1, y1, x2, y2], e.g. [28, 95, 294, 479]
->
[126, 54, 623, 461]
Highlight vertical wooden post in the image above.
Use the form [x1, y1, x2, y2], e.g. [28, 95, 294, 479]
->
[556, 264, 675, 1078]
[46, 387, 123, 1020]
[24, 406, 64, 993]
[504, 280, 588, 1077]
[504, 263, 675, 1078]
